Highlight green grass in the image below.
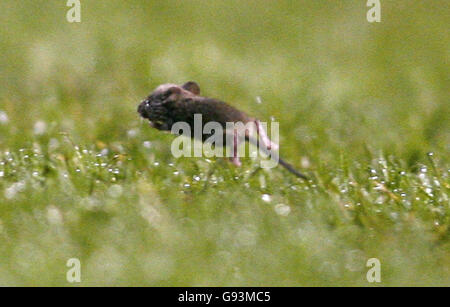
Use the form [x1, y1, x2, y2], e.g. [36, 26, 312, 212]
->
[0, 0, 449, 286]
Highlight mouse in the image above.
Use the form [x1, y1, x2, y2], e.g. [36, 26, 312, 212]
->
[137, 81, 308, 180]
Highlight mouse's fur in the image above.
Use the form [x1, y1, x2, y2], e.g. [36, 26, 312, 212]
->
[138, 82, 251, 135]
[137, 81, 308, 180]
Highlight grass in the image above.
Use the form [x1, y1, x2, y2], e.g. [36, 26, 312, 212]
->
[0, 0, 449, 286]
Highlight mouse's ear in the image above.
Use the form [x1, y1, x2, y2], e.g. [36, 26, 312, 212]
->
[182, 81, 200, 95]
[165, 86, 182, 101]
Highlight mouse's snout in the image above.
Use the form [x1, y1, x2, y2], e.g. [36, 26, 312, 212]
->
[137, 99, 150, 118]
[137, 96, 169, 124]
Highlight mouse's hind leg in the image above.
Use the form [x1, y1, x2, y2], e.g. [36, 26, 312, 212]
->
[255, 120, 278, 151]
[229, 129, 242, 166]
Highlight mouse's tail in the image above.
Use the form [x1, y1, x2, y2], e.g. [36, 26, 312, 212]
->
[246, 136, 308, 180]
[278, 157, 308, 180]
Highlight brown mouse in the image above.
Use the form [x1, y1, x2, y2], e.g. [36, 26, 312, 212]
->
[137, 81, 308, 180]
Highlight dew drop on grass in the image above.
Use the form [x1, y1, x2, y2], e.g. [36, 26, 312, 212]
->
[46, 206, 63, 225]
[374, 184, 383, 191]
[127, 129, 138, 138]
[0, 171, 4, 177]
[375, 196, 385, 204]
[143, 141, 152, 149]
[33, 121, 47, 135]
[4, 181, 26, 199]
[0, 111, 9, 124]
[301, 157, 311, 168]
[261, 194, 271, 202]
[108, 185, 123, 198]
[402, 199, 412, 209]
[275, 203, 291, 216]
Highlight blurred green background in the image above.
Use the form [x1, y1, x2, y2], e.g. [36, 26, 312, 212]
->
[0, 1, 448, 286]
